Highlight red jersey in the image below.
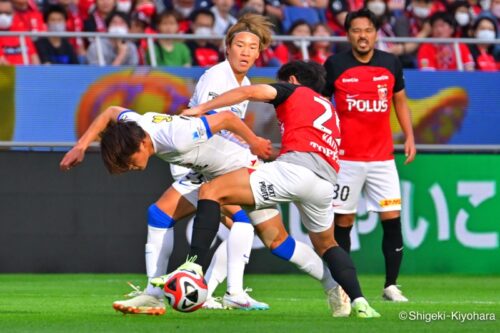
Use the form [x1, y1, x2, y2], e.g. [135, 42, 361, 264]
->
[12, 8, 46, 32]
[269, 83, 341, 172]
[323, 49, 405, 162]
[0, 19, 37, 64]
[417, 43, 475, 71]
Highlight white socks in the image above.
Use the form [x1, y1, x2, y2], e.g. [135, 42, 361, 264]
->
[226, 222, 254, 295]
[144, 225, 174, 298]
[289, 241, 338, 292]
[205, 240, 228, 298]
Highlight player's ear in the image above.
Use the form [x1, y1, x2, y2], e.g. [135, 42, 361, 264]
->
[288, 75, 300, 85]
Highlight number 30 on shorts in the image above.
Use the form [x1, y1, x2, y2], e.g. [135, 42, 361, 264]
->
[333, 184, 350, 201]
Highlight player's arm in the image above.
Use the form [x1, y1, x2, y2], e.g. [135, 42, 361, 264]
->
[59, 106, 127, 171]
[204, 111, 272, 159]
[182, 84, 278, 117]
[393, 89, 416, 165]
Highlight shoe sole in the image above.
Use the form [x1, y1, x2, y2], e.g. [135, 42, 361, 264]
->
[223, 303, 269, 311]
[113, 303, 166, 315]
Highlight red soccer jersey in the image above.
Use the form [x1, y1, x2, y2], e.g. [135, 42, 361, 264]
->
[417, 43, 475, 70]
[0, 19, 37, 64]
[270, 83, 341, 172]
[323, 49, 405, 162]
[13, 8, 46, 32]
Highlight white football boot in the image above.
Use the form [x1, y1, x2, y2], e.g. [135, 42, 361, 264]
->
[222, 288, 269, 311]
[383, 285, 409, 302]
[113, 283, 165, 315]
[202, 297, 225, 310]
[326, 285, 351, 317]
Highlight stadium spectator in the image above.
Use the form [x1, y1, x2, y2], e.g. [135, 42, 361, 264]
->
[173, 0, 199, 32]
[133, 0, 157, 22]
[273, 19, 312, 64]
[86, 11, 139, 65]
[35, 5, 79, 64]
[12, 0, 46, 31]
[487, 0, 500, 25]
[53, 0, 85, 60]
[129, 10, 153, 65]
[210, 0, 237, 36]
[0, 0, 40, 65]
[116, 0, 133, 13]
[450, 0, 474, 37]
[364, 1, 402, 53]
[326, 0, 364, 37]
[83, 0, 116, 32]
[468, 15, 500, 70]
[309, 22, 333, 64]
[417, 12, 475, 71]
[146, 9, 191, 66]
[238, 0, 282, 33]
[185, 8, 222, 66]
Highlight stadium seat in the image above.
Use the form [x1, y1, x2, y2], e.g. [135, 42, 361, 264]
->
[282, 6, 326, 32]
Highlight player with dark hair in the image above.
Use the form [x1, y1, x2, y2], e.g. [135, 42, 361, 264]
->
[323, 8, 416, 302]
[155, 60, 381, 318]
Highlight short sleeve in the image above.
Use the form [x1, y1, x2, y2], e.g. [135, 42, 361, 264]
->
[268, 83, 298, 107]
[393, 56, 405, 93]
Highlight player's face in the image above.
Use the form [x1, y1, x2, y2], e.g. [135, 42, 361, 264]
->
[128, 142, 150, 171]
[347, 17, 377, 56]
[226, 31, 260, 75]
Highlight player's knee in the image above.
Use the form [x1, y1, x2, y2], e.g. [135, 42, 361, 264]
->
[148, 204, 175, 229]
[334, 213, 355, 228]
[198, 182, 219, 201]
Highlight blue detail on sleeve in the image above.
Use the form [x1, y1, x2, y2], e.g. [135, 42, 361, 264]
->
[200, 116, 213, 139]
[117, 110, 133, 121]
[147, 204, 175, 228]
[206, 110, 216, 115]
[232, 210, 251, 224]
[271, 236, 296, 261]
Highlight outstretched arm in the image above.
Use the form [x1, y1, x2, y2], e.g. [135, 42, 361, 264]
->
[205, 111, 272, 159]
[182, 84, 278, 117]
[393, 89, 416, 164]
[59, 106, 127, 171]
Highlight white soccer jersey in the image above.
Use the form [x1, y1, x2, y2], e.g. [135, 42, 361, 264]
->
[118, 111, 256, 179]
[189, 60, 250, 118]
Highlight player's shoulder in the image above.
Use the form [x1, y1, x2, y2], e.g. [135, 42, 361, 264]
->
[201, 60, 232, 79]
[325, 51, 352, 67]
[373, 49, 401, 68]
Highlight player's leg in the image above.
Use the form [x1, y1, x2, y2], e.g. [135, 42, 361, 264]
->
[332, 160, 366, 253]
[113, 185, 196, 315]
[251, 212, 349, 316]
[365, 160, 407, 301]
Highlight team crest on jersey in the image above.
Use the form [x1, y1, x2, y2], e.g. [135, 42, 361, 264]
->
[208, 92, 219, 100]
[377, 84, 388, 100]
[152, 115, 173, 123]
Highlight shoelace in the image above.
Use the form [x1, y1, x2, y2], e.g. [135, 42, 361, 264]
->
[124, 281, 143, 298]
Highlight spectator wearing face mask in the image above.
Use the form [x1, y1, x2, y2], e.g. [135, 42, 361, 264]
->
[417, 11, 475, 71]
[35, 5, 78, 64]
[86, 11, 139, 65]
[52, 0, 85, 60]
[185, 8, 223, 66]
[0, 0, 40, 65]
[309, 22, 333, 64]
[272, 20, 312, 64]
[468, 16, 499, 70]
[451, 1, 474, 37]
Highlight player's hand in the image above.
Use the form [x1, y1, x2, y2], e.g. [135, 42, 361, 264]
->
[404, 137, 416, 165]
[249, 136, 272, 160]
[60, 146, 86, 171]
[181, 106, 203, 117]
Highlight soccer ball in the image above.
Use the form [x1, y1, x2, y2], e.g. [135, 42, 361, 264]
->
[163, 269, 208, 312]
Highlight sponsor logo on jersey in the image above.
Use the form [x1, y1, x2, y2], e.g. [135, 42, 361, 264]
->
[152, 115, 173, 123]
[379, 198, 401, 207]
[208, 92, 219, 100]
[342, 77, 359, 83]
[346, 98, 389, 112]
[322, 133, 340, 149]
[310, 141, 339, 162]
[258, 181, 276, 201]
[373, 75, 389, 82]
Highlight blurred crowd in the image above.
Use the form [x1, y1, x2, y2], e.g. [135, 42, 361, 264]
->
[0, 0, 499, 70]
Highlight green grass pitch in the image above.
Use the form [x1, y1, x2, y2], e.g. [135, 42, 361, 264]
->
[0, 274, 498, 332]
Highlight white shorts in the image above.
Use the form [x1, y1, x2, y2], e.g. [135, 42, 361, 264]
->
[171, 171, 206, 207]
[249, 161, 334, 233]
[333, 160, 401, 214]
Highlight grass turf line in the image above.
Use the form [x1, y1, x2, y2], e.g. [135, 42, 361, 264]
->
[0, 274, 498, 333]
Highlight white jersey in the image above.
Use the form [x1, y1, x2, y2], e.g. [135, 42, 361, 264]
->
[189, 60, 250, 118]
[118, 111, 256, 179]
